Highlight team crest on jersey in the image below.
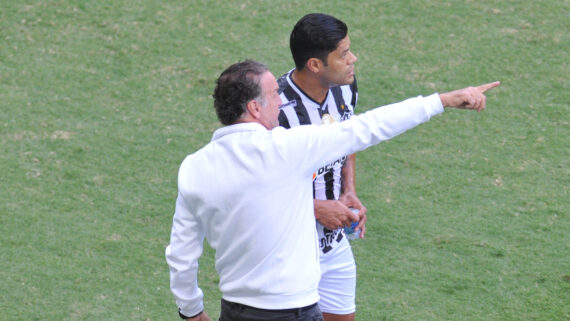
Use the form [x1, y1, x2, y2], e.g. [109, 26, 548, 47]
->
[279, 100, 297, 110]
[321, 113, 334, 125]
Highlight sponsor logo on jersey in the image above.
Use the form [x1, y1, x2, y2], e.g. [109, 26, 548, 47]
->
[312, 156, 347, 180]
[320, 228, 343, 253]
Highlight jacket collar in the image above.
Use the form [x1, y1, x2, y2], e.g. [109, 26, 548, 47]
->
[211, 122, 267, 142]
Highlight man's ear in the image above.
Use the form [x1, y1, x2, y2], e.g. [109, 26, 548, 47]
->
[246, 99, 261, 119]
[306, 58, 324, 73]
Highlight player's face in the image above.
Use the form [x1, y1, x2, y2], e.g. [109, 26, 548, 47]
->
[321, 35, 357, 86]
[257, 71, 282, 130]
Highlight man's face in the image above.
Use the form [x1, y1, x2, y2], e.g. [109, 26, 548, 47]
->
[320, 35, 358, 87]
[257, 71, 282, 130]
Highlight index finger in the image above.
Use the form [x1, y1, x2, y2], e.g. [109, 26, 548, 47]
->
[476, 81, 501, 93]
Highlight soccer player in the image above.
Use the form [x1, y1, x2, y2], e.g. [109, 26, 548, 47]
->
[165, 59, 499, 320]
[278, 13, 364, 321]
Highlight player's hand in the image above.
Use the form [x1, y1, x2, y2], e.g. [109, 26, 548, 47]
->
[339, 191, 367, 238]
[314, 199, 359, 230]
[439, 81, 500, 112]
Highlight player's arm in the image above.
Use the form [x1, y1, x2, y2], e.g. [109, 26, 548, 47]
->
[312, 154, 366, 231]
[340, 154, 367, 238]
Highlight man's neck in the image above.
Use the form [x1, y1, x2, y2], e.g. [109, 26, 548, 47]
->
[291, 69, 329, 104]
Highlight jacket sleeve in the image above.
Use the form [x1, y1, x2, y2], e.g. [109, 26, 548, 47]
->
[165, 192, 205, 317]
[274, 94, 444, 177]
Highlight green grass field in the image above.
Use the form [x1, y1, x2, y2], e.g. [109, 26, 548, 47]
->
[1, 1, 568, 320]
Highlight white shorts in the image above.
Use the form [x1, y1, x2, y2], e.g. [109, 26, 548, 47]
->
[317, 224, 356, 314]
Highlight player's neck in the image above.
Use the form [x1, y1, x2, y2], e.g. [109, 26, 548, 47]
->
[292, 69, 329, 104]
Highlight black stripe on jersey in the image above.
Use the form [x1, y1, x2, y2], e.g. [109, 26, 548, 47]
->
[312, 181, 316, 199]
[350, 78, 358, 108]
[278, 80, 313, 127]
[324, 171, 335, 200]
[277, 110, 291, 129]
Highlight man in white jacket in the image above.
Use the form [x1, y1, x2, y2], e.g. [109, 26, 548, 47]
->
[165, 59, 499, 321]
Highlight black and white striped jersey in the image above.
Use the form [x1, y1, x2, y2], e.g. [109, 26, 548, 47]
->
[277, 69, 358, 201]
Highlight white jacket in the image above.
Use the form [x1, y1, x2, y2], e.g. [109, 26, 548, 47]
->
[166, 94, 443, 316]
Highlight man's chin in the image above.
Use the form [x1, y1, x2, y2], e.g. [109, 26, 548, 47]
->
[338, 77, 355, 86]
[343, 76, 355, 85]
[328, 76, 355, 88]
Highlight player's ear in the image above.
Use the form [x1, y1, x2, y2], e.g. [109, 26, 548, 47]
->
[306, 58, 323, 73]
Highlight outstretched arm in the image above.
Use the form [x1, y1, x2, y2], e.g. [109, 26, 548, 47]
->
[279, 81, 501, 180]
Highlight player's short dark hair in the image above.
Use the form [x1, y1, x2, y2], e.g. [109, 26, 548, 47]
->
[290, 13, 348, 70]
[212, 60, 268, 125]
